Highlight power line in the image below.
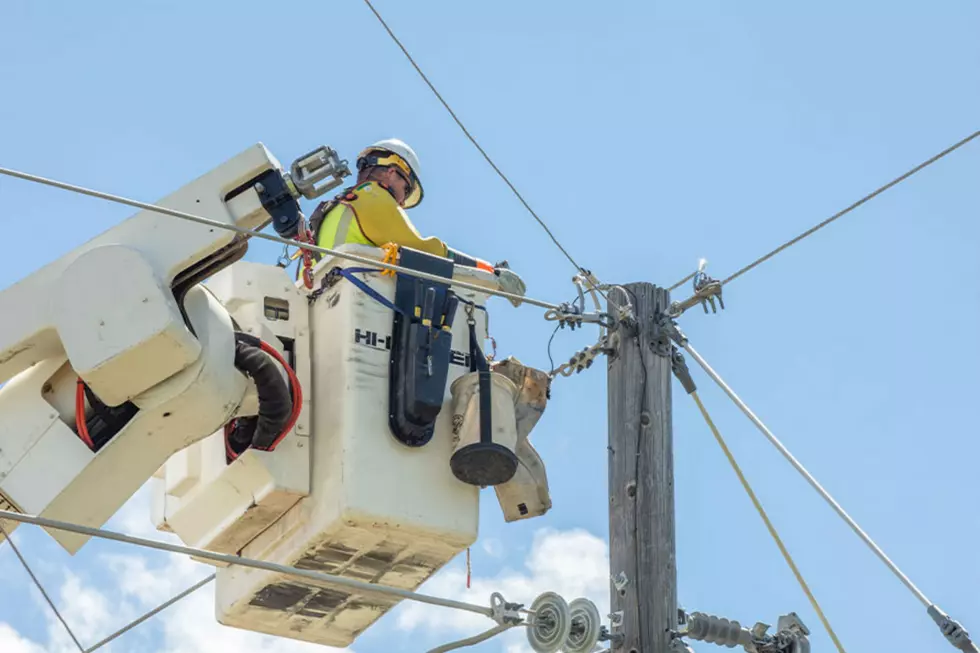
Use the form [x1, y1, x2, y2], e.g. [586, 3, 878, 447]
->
[690, 391, 845, 653]
[84, 574, 215, 652]
[667, 271, 696, 292]
[721, 130, 980, 287]
[427, 624, 517, 653]
[683, 339, 980, 651]
[0, 523, 85, 652]
[0, 165, 562, 312]
[681, 341, 930, 606]
[360, 0, 606, 289]
[0, 509, 497, 619]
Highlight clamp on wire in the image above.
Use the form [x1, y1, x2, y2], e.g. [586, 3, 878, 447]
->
[929, 605, 980, 652]
[545, 271, 620, 331]
[544, 273, 633, 381]
[668, 259, 724, 318]
[490, 592, 524, 626]
[544, 304, 616, 330]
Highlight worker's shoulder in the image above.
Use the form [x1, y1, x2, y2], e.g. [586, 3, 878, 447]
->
[343, 181, 404, 213]
[351, 181, 397, 198]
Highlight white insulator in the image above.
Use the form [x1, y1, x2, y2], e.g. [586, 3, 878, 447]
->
[562, 598, 601, 653]
[527, 592, 572, 653]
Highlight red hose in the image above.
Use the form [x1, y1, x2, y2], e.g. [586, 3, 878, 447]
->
[75, 378, 95, 450]
[256, 339, 302, 452]
[224, 420, 239, 461]
[224, 338, 303, 461]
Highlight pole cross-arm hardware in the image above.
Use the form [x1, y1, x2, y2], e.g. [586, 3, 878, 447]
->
[676, 610, 811, 653]
[667, 261, 724, 318]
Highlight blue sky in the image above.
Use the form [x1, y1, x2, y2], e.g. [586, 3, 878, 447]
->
[1, 1, 979, 651]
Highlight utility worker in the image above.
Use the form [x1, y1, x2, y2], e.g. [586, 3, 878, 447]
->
[301, 139, 526, 305]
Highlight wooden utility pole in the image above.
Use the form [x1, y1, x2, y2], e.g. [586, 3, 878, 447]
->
[607, 283, 676, 653]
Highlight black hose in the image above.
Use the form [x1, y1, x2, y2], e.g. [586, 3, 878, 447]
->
[233, 334, 292, 450]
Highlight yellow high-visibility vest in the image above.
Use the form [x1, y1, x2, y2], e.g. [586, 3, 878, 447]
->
[316, 181, 446, 256]
[299, 181, 494, 281]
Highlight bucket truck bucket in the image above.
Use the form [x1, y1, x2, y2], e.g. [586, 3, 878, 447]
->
[154, 245, 496, 648]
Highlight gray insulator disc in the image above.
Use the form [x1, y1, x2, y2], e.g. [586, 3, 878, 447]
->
[527, 592, 572, 653]
[562, 598, 601, 653]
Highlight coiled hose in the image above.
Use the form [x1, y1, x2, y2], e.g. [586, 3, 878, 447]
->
[226, 332, 302, 460]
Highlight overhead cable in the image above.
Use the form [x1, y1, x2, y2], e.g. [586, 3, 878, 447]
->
[0, 523, 85, 652]
[83, 574, 215, 652]
[0, 165, 560, 311]
[665, 130, 979, 294]
[683, 341, 980, 652]
[667, 271, 696, 292]
[427, 624, 517, 653]
[681, 341, 930, 605]
[0, 509, 495, 619]
[721, 130, 980, 287]
[360, 0, 613, 302]
[689, 391, 845, 652]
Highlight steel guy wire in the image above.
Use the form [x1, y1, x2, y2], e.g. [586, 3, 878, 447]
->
[680, 341, 931, 607]
[83, 574, 215, 652]
[360, 0, 619, 310]
[0, 522, 85, 652]
[667, 271, 696, 292]
[690, 391, 845, 653]
[0, 509, 497, 619]
[722, 130, 980, 287]
[665, 129, 980, 294]
[0, 165, 561, 312]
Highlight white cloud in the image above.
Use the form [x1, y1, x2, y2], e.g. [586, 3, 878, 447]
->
[0, 623, 46, 653]
[395, 528, 610, 652]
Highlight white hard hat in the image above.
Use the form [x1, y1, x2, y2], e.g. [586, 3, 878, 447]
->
[357, 139, 424, 208]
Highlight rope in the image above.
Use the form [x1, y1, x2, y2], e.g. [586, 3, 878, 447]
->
[0, 165, 560, 311]
[0, 509, 495, 619]
[426, 624, 516, 653]
[83, 574, 215, 652]
[0, 522, 85, 652]
[690, 392, 845, 653]
[682, 341, 932, 607]
[721, 130, 980, 287]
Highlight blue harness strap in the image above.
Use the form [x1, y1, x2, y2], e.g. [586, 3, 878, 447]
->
[328, 267, 405, 315]
[323, 266, 490, 321]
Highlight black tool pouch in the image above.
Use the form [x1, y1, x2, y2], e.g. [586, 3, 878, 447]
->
[388, 248, 457, 447]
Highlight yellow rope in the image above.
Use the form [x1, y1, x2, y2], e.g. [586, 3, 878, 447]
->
[380, 242, 400, 277]
[690, 391, 847, 653]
